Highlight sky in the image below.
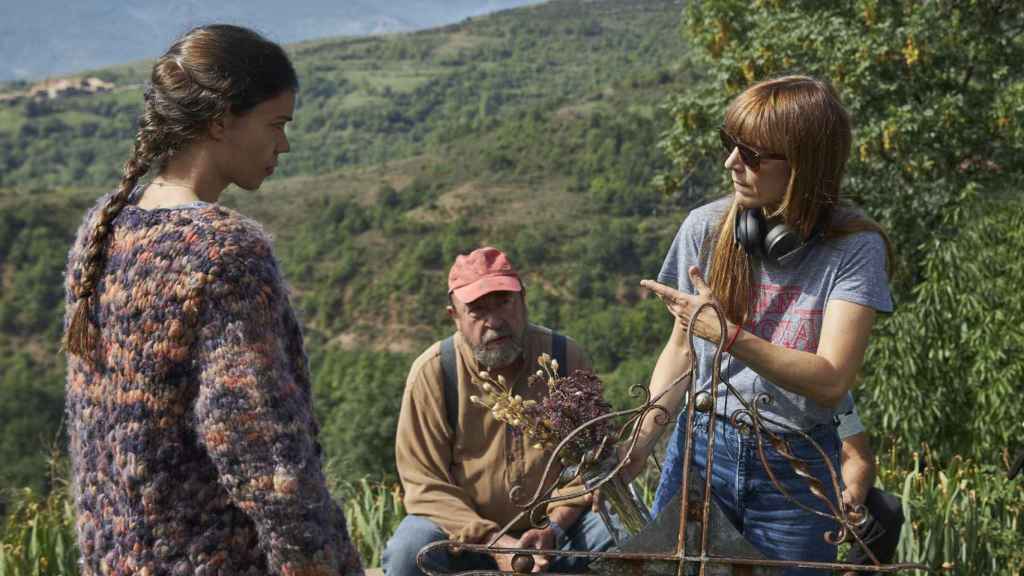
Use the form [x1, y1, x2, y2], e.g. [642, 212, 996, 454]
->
[0, 0, 545, 83]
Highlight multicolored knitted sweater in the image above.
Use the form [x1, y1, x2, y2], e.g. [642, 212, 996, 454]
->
[64, 194, 363, 576]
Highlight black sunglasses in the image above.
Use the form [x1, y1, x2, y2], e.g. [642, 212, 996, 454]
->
[719, 127, 786, 171]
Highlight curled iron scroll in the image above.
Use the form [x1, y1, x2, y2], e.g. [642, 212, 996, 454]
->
[416, 301, 942, 575]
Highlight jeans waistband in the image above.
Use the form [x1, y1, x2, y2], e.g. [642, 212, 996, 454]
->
[687, 411, 837, 442]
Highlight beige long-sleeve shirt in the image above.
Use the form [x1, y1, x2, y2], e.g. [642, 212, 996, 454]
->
[395, 324, 592, 544]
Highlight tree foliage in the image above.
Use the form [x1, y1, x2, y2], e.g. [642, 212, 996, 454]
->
[657, 0, 1024, 464]
[658, 0, 1024, 289]
[313, 349, 413, 482]
[862, 194, 1024, 462]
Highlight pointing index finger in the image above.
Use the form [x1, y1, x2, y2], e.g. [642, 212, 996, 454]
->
[641, 279, 683, 299]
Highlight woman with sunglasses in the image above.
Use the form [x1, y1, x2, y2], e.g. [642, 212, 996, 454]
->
[627, 75, 893, 574]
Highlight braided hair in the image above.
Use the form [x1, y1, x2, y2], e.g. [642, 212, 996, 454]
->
[64, 24, 298, 359]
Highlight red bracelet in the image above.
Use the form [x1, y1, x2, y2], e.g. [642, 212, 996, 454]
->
[723, 325, 741, 353]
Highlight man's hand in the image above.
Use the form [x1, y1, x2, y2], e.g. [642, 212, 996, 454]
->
[491, 534, 521, 572]
[517, 527, 557, 572]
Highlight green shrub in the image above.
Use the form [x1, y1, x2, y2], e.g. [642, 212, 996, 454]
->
[338, 479, 406, 569]
[862, 198, 1024, 463]
[878, 451, 1024, 574]
[0, 485, 78, 576]
[314, 349, 414, 483]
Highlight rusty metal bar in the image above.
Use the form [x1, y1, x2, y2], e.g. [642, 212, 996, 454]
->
[417, 539, 942, 575]
[416, 302, 947, 576]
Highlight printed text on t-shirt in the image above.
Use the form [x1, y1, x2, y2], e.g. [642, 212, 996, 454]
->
[746, 283, 822, 352]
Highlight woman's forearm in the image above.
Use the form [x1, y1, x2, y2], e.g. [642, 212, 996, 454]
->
[840, 432, 877, 508]
[723, 299, 877, 408]
[727, 327, 849, 407]
[642, 277, 877, 413]
[636, 322, 692, 452]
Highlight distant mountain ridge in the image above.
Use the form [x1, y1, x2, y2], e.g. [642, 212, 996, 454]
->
[0, 0, 544, 82]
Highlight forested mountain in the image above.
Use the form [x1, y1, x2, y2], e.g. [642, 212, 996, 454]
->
[1, 0, 692, 493]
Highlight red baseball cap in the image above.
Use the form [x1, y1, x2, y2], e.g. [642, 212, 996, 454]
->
[448, 246, 523, 304]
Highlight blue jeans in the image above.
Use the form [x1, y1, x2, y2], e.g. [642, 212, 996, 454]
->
[652, 412, 843, 576]
[382, 511, 614, 575]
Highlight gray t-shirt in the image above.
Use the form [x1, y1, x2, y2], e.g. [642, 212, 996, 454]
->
[658, 197, 892, 431]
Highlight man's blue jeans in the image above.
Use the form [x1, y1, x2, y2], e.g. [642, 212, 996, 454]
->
[382, 510, 614, 575]
[652, 412, 843, 576]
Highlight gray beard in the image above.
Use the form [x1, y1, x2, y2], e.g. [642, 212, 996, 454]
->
[473, 338, 524, 370]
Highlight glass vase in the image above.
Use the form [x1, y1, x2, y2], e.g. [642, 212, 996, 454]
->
[580, 454, 651, 546]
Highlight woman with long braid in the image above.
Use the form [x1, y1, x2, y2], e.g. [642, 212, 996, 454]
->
[62, 25, 363, 575]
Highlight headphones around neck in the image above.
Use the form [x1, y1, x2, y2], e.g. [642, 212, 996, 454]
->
[733, 208, 813, 265]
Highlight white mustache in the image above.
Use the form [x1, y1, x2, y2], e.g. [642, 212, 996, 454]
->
[483, 330, 513, 344]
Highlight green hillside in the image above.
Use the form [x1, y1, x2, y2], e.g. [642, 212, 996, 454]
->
[0, 0, 690, 189]
[0, 0, 693, 495]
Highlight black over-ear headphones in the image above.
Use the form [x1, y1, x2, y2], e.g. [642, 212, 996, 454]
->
[734, 208, 811, 265]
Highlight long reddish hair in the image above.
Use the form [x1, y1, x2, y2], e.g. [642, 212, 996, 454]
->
[706, 75, 893, 325]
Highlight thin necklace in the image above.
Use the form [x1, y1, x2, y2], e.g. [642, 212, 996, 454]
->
[143, 179, 202, 209]
[151, 178, 199, 193]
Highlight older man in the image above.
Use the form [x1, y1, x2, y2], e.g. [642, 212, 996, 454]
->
[383, 247, 614, 575]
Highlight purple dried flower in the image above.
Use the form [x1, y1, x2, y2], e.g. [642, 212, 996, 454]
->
[474, 356, 614, 463]
[525, 368, 613, 462]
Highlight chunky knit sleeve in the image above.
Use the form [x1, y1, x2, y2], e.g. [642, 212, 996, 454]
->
[192, 219, 363, 576]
